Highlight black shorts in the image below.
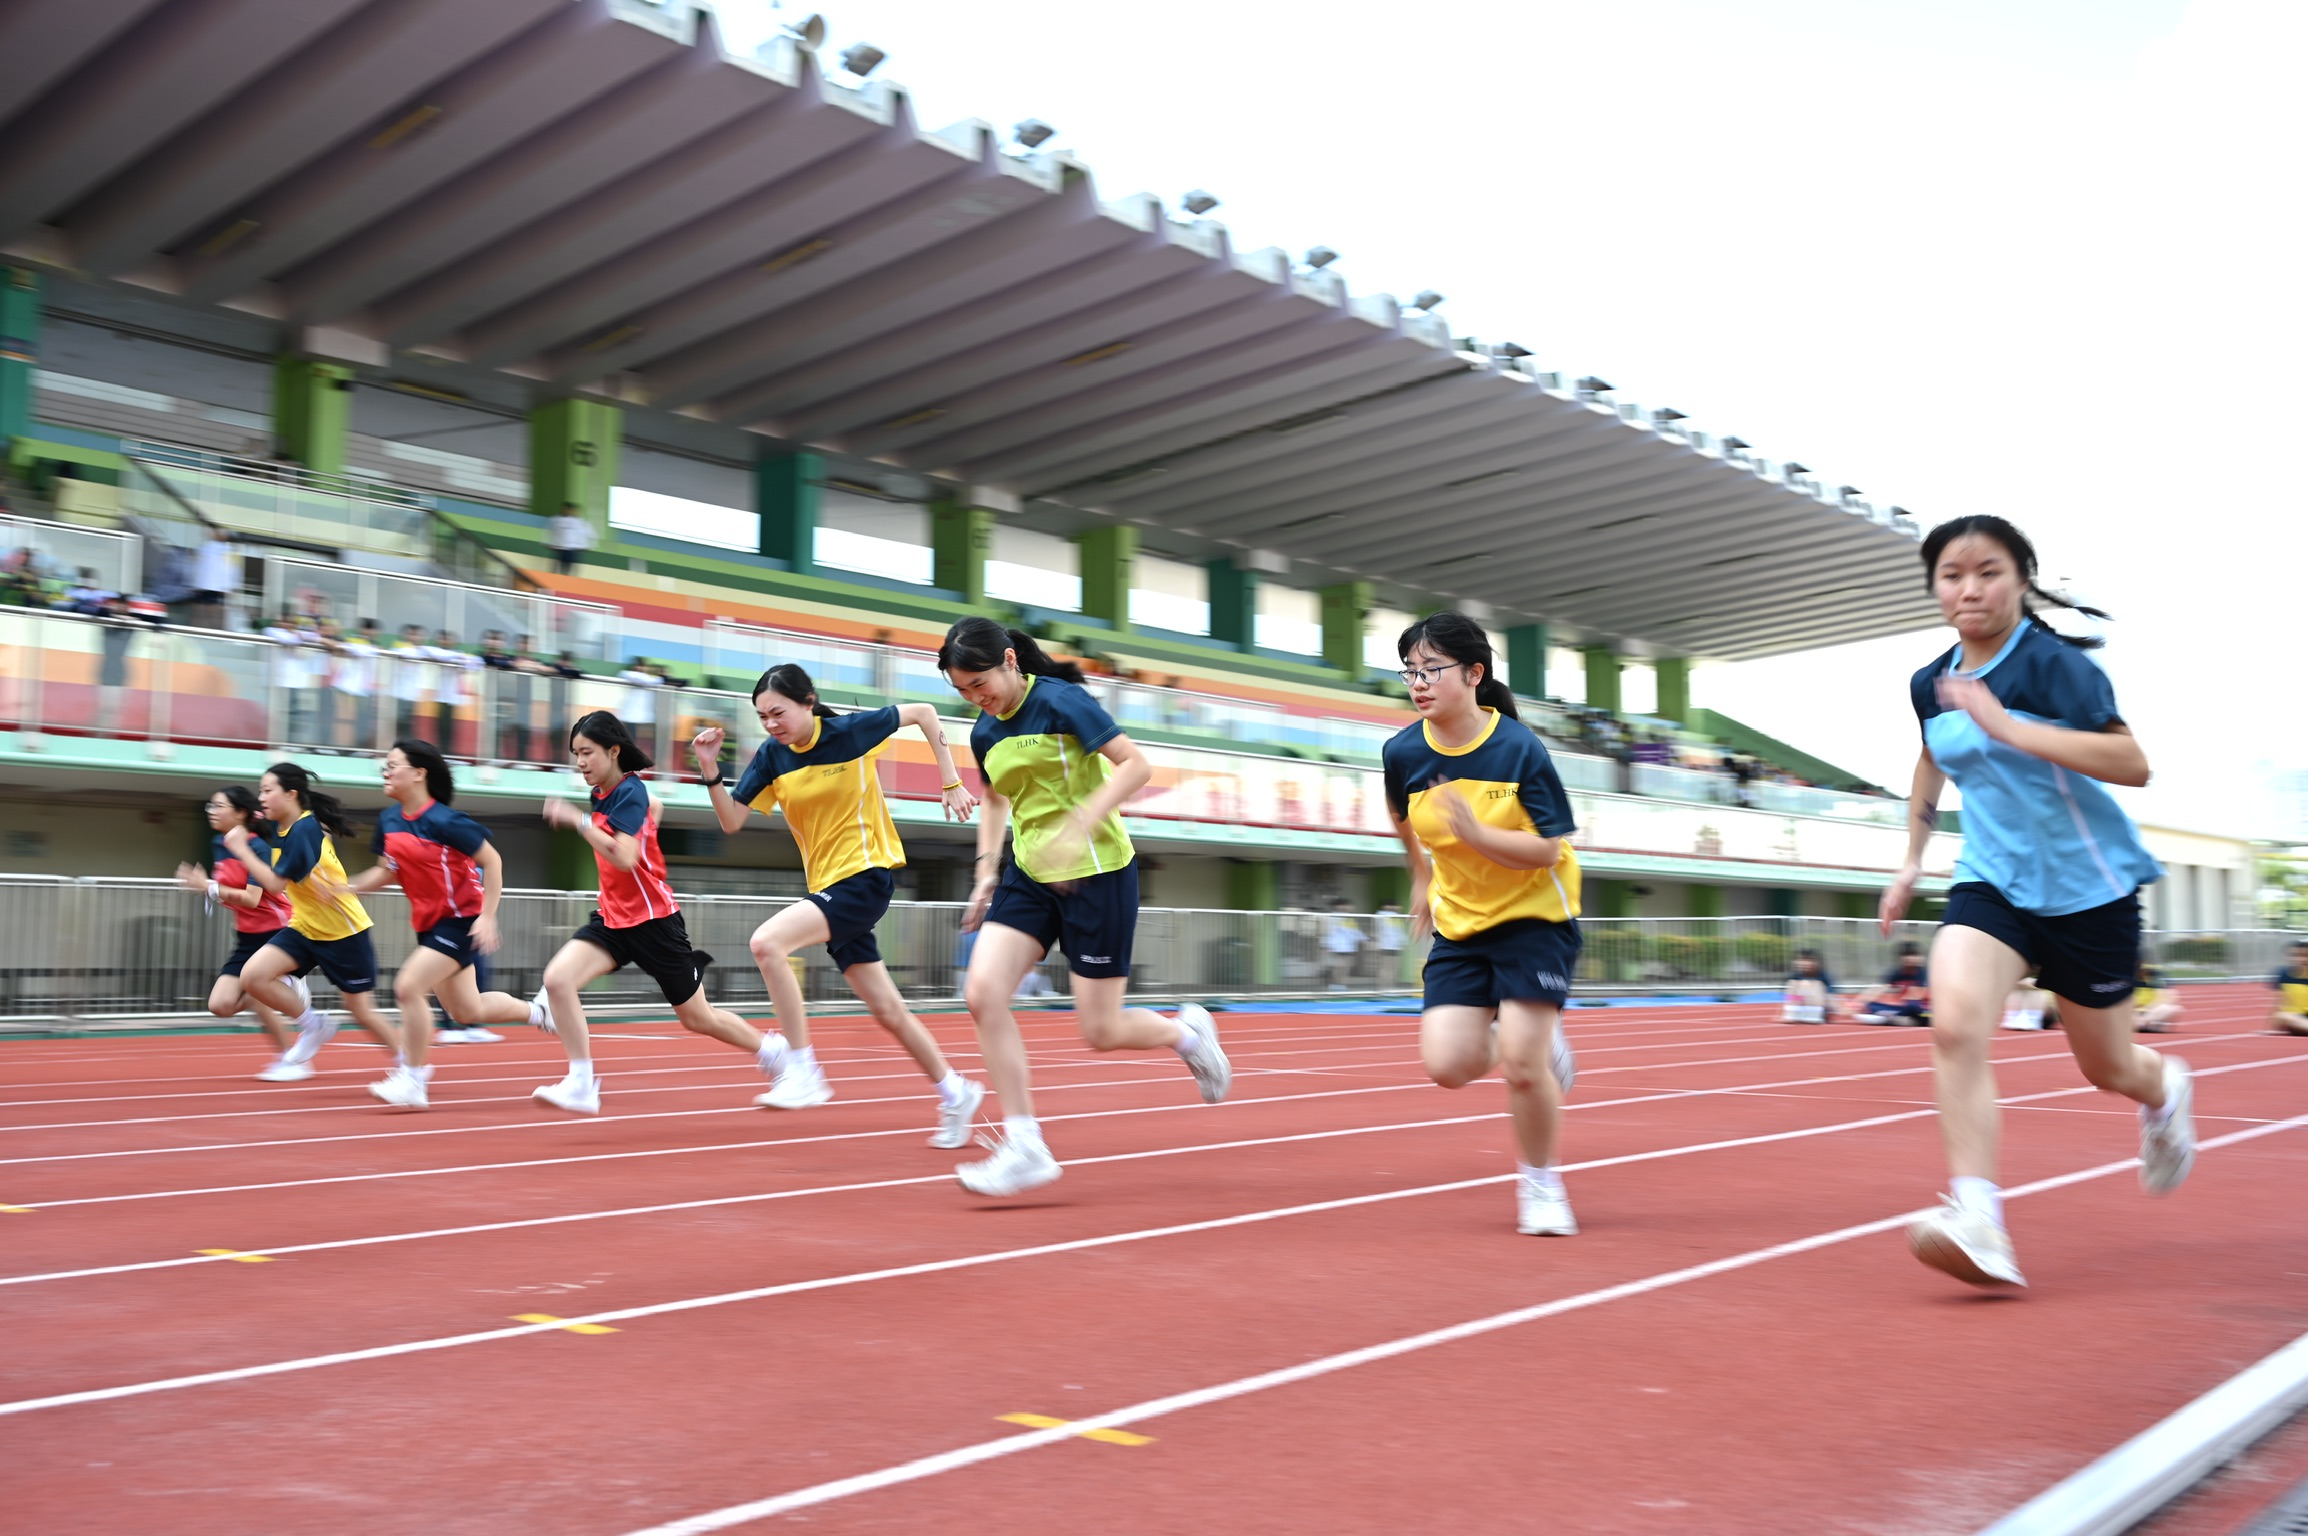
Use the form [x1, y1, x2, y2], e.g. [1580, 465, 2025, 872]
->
[264, 928, 380, 995]
[1942, 880, 2140, 1009]
[1424, 918, 1582, 1011]
[983, 860, 1137, 980]
[570, 910, 711, 1008]
[807, 867, 894, 971]
[413, 914, 483, 972]
[219, 928, 285, 978]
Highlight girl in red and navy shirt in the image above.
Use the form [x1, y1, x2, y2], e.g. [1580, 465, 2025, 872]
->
[532, 711, 777, 1115]
[175, 783, 311, 1080]
[337, 739, 550, 1110]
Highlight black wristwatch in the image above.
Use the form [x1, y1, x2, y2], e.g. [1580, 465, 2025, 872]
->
[699, 773, 725, 790]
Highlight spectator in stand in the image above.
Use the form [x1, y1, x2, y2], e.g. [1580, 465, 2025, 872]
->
[1322, 898, 1367, 990]
[1781, 948, 1847, 1024]
[263, 607, 320, 744]
[546, 502, 594, 577]
[1375, 898, 1409, 985]
[388, 624, 432, 742]
[335, 619, 383, 752]
[63, 567, 117, 616]
[2000, 973, 2058, 1032]
[188, 528, 236, 631]
[505, 634, 555, 763]
[309, 617, 349, 747]
[619, 655, 661, 756]
[478, 630, 518, 759]
[2271, 939, 2308, 1036]
[425, 630, 477, 752]
[1857, 943, 1932, 1025]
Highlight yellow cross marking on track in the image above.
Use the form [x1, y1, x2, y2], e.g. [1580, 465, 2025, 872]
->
[512, 1313, 619, 1335]
[195, 1249, 272, 1262]
[997, 1413, 1154, 1446]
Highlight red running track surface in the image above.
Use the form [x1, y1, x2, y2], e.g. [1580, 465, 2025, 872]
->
[1, 988, 2303, 1534]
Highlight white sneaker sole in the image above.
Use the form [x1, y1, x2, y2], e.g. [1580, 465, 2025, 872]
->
[958, 1159, 1063, 1198]
[532, 1085, 601, 1116]
[1907, 1223, 2025, 1287]
[929, 1080, 987, 1150]
[755, 1079, 835, 1111]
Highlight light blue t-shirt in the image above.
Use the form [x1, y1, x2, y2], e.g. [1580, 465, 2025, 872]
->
[1911, 620, 2161, 916]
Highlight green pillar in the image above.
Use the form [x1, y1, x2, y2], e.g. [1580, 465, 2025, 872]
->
[1227, 859, 1281, 988]
[1367, 865, 1409, 909]
[1835, 891, 1870, 921]
[1594, 879, 1636, 919]
[930, 496, 993, 605]
[1686, 883, 1725, 919]
[546, 824, 594, 890]
[1505, 623, 1548, 697]
[1075, 523, 1137, 630]
[753, 451, 820, 573]
[1582, 645, 1622, 713]
[530, 398, 622, 539]
[1207, 559, 1258, 651]
[1320, 581, 1372, 675]
[0, 266, 40, 447]
[1770, 887, 1803, 918]
[272, 357, 353, 476]
[1655, 656, 1690, 723]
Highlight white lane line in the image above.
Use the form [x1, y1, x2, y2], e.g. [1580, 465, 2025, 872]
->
[603, 1116, 2308, 1533]
[0, 1098, 2113, 1417]
[9, 1052, 2300, 1296]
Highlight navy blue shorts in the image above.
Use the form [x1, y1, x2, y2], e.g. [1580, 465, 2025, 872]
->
[807, 867, 894, 971]
[414, 914, 484, 972]
[984, 860, 1138, 980]
[264, 928, 381, 995]
[571, 910, 710, 1008]
[219, 928, 284, 978]
[1942, 880, 2141, 1009]
[1424, 918, 1582, 1011]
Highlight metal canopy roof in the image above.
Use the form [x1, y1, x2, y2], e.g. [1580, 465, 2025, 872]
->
[0, 0, 1945, 661]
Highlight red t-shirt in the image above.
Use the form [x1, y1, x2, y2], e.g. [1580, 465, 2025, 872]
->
[373, 797, 489, 932]
[215, 836, 291, 934]
[590, 775, 677, 928]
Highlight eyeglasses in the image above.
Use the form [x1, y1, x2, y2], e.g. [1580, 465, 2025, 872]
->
[1398, 664, 1466, 687]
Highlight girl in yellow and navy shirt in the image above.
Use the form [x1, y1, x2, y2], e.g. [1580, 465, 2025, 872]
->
[223, 761, 405, 1079]
[693, 663, 988, 1147]
[2272, 941, 2308, 1037]
[1383, 612, 1583, 1238]
[936, 616, 1231, 1199]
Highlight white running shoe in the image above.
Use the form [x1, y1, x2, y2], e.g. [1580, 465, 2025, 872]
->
[2139, 1055, 2195, 1196]
[280, 1009, 337, 1067]
[368, 1066, 429, 1110]
[1551, 1029, 1577, 1095]
[1517, 1178, 1578, 1236]
[533, 1075, 601, 1115]
[433, 1028, 473, 1044]
[756, 1061, 834, 1110]
[1178, 1003, 1231, 1104]
[530, 989, 557, 1036]
[462, 1027, 504, 1044]
[957, 1134, 1063, 1197]
[2001, 1011, 2046, 1032]
[255, 1057, 314, 1083]
[1907, 1197, 2026, 1287]
[929, 1077, 986, 1150]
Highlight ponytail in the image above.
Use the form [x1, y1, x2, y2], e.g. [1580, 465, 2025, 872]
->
[265, 761, 352, 837]
[754, 662, 836, 719]
[937, 615, 1086, 686]
[1921, 515, 2107, 651]
[1395, 611, 1520, 721]
[569, 710, 654, 774]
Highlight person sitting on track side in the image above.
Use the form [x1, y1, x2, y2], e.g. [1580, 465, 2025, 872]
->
[2133, 962, 2181, 1033]
[2000, 972, 2057, 1032]
[2271, 939, 2308, 1036]
[690, 662, 988, 1145]
[1780, 948, 1845, 1024]
[1384, 611, 1583, 1237]
[1856, 943, 1932, 1026]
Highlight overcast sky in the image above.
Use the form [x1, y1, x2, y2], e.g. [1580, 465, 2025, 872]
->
[706, 0, 2304, 840]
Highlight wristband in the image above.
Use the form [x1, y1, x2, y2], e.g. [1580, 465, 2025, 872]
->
[206, 880, 220, 905]
[940, 779, 963, 792]
[700, 773, 725, 790]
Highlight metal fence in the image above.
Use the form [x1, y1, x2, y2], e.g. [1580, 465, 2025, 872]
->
[0, 876, 2287, 1032]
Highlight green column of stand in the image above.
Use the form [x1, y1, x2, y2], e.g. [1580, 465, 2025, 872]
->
[530, 399, 623, 542]
[273, 358, 354, 476]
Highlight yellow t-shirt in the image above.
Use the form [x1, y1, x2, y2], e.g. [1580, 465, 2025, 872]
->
[1381, 708, 1581, 941]
[269, 811, 372, 942]
[729, 708, 906, 891]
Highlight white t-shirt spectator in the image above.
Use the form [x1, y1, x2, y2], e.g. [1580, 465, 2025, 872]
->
[548, 514, 595, 557]
[1375, 909, 1408, 953]
[263, 622, 316, 689]
[390, 643, 433, 703]
[335, 637, 379, 697]
[620, 666, 660, 725]
[426, 645, 478, 708]
[192, 536, 236, 597]
[1323, 914, 1366, 955]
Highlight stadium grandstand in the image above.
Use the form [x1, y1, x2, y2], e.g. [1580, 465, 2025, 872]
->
[0, 0, 2260, 1020]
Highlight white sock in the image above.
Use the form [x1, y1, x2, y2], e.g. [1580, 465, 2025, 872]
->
[528, 996, 548, 1028]
[295, 1007, 324, 1032]
[413, 1063, 434, 1083]
[1950, 1175, 2003, 1226]
[756, 1032, 789, 1073]
[1517, 1161, 1564, 1197]
[789, 1043, 818, 1074]
[1171, 1014, 1202, 1057]
[1003, 1113, 1044, 1148]
[933, 1071, 970, 1107]
[568, 1058, 596, 1088]
[2142, 1088, 2176, 1127]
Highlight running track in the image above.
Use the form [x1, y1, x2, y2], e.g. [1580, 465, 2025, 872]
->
[2, 988, 2303, 1534]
